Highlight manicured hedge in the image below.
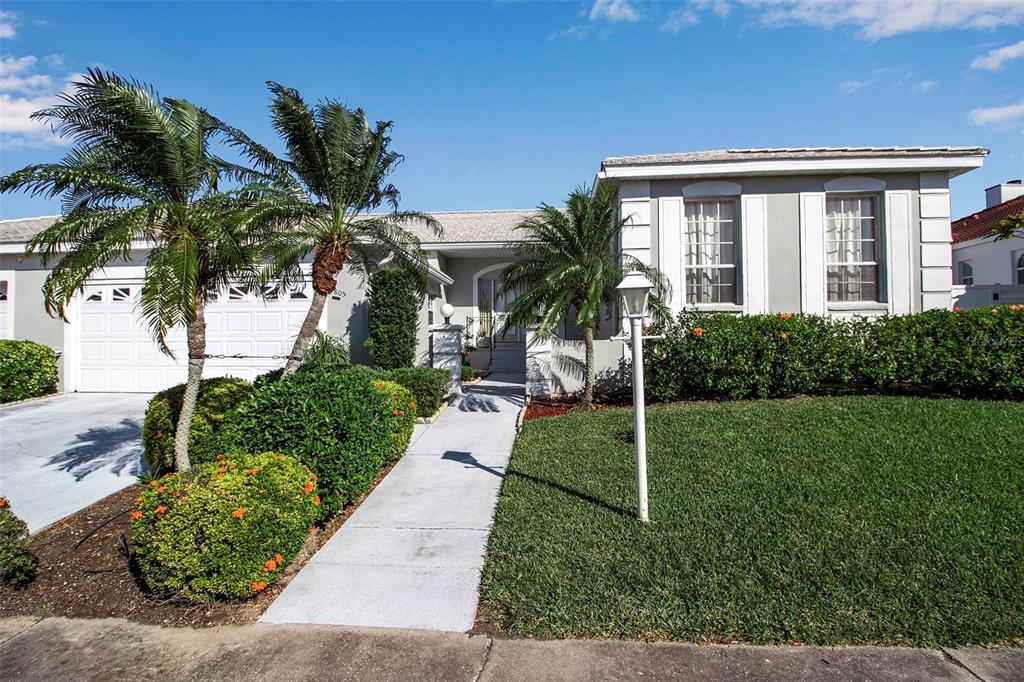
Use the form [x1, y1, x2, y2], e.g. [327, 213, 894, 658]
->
[218, 370, 393, 515]
[367, 268, 421, 369]
[646, 306, 1024, 402]
[379, 367, 451, 418]
[373, 379, 417, 459]
[130, 452, 319, 602]
[142, 377, 257, 473]
[0, 340, 58, 404]
[0, 498, 36, 586]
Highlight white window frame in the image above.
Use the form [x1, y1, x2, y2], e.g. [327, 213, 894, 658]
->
[682, 197, 740, 306]
[1016, 252, 1024, 286]
[957, 261, 975, 286]
[825, 193, 882, 303]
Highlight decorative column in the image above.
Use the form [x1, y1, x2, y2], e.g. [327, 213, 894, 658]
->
[430, 322, 464, 395]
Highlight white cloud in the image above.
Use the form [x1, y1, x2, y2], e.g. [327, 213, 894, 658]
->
[971, 39, 1024, 70]
[661, 7, 701, 35]
[44, 54, 65, 70]
[747, 0, 1024, 39]
[968, 100, 1024, 126]
[589, 0, 641, 23]
[838, 78, 873, 94]
[0, 55, 78, 148]
[912, 79, 938, 93]
[0, 10, 16, 39]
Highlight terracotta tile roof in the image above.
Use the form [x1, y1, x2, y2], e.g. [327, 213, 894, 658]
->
[952, 195, 1024, 243]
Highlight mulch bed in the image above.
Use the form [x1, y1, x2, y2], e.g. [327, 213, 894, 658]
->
[523, 397, 630, 422]
[0, 461, 398, 627]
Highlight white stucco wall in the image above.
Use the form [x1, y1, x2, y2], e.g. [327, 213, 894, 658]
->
[952, 235, 1024, 286]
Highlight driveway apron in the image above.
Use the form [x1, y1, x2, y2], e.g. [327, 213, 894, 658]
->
[260, 373, 525, 631]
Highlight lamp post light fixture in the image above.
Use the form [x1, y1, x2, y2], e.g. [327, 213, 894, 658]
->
[440, 302, 455, 324]
[616, 272, 655, 523]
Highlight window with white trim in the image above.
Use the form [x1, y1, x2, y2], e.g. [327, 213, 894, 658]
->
[1016, 253, 1024, 285]
[683, 199, 738, 304]
[957, 261, 974, 286]
[825, 195, 879, 302]
[0, 281, 7, 301]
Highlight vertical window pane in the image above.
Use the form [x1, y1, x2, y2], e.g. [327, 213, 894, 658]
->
[683, 199, 738, 304]
[825, 195, 879, 302]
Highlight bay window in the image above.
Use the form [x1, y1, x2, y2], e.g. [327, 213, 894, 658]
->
[825, 195, 879, 302]
[683, 199, 738, 304]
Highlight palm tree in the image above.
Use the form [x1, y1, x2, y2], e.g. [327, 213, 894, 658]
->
[499, 184, 668, 409]
[0, 69, 264, 471]
[223, 82, 440, 375]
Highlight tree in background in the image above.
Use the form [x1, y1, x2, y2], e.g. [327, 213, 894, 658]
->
[500, 184, 668, 409]
[0, 70, 264, 470]
[224, 82, 440, 375]
[367, 268, 422, 369]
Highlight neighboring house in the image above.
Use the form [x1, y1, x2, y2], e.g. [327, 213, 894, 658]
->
[951, 181, 1024, 308]
[0, 146, 989, 396]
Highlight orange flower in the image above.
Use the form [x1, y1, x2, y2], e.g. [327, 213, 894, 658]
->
[155, 505, 167, 514]
[303, 482, 315, 495]
[148, 480, 158, 488]
[781, 313, 793, 320]
[953, 307, 962, 313]
[216, 454, 224, 460]
[251, 581, 267, 593]
[232, 507, 247, 518]
[179, 497, 188, 503]
[310, 473, 317, 482]
[313, 495, 321, 506]
[156, 486, 166, 493]
[247, 469, 260, 475]
[264, 559, 277, 572]
[274, 553, 284, 564]
[409, 401, 416, 408]
[215, 474, 223, 480]
[217, 466, 227, 474]
[399, 410, 406, 416]
[391, 409, 399, 416]
[779, 332, 789, 340]
[135, 497, 144, 506]
[0, 498, 7, 508]
[130, 510, 143, 520]
[309, 525, 317, 533]
[693, 327, 704, 336]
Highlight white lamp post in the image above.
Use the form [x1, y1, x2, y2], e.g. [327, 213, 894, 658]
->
[616, 272, 654, 523]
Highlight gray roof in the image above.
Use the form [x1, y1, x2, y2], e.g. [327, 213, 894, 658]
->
[0, 216, 59, 244]
[602, 146, 990, 168]
[0, 210, 538, 246]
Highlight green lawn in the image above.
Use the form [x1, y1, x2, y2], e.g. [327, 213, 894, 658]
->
[480, 396, 1024, 646]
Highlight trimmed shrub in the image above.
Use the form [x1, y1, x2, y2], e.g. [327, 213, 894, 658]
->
[253, 368, 284, 390]
[130, 452, 319, 602]
[860, 306, 1024, 398]
[0, 498, 36, 586]
[142, 377, 256, 473]
[219, 370, 393, 515]
[367, 268, 422, 369]
[646, 307, 1024, 402]
[380, 367, 451, 418]
[461, 365, 475, 381]
[0, 340, 58, 404]
[646, 311, 858, 401]
[373, 380, 417, 458]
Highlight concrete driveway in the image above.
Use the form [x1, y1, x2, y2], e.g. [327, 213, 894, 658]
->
[0, 393, 151, 533]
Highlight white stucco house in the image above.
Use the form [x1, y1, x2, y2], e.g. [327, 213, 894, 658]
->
[951, 180, 1024, 308]
[0, 146, 988, 396]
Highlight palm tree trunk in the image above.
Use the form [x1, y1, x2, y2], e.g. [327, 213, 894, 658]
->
[173, 302, 206, 471]
[282, 290, 328, 375]
[582, 320, 596, 409]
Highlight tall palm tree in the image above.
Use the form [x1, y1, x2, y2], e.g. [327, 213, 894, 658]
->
[0, 69, 263, 471]
[500, 184, 668, 409]
[224, 82, 440, 374]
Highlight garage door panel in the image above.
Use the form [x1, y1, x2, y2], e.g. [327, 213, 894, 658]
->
[77, 281, 313, 392]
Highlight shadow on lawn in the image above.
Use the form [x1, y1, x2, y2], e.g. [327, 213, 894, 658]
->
[441, 450, 632, 518]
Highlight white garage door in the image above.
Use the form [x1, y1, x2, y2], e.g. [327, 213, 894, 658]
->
[77, 282, 316, 392]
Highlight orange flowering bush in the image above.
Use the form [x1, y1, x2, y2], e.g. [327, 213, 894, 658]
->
[130, 452, 318, 602]
[373, 380, 417, 460]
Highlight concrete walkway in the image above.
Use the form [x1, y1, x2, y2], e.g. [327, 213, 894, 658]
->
[3, 617, 1022, 681]
[0, 393, 149, 533]
[261, 373, 526, 631]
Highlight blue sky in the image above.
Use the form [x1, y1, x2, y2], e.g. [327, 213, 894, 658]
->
[1, 1, 1022, 220]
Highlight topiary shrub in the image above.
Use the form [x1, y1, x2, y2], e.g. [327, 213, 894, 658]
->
[0, 340, 58, 404]
[0, 498, 36, 586]
[378, 367, 451, 418]
[219, 370, 393, 515]
[366, 268, 422, 369]
[142, 377, 257, 473]
[130, 452, 319, 602]
[373, 380, 417, 459]
[461, 365, 475, 382]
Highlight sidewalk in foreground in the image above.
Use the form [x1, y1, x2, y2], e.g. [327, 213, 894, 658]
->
[260, 373, 525, 631]
[2, 617, 1021, 681]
